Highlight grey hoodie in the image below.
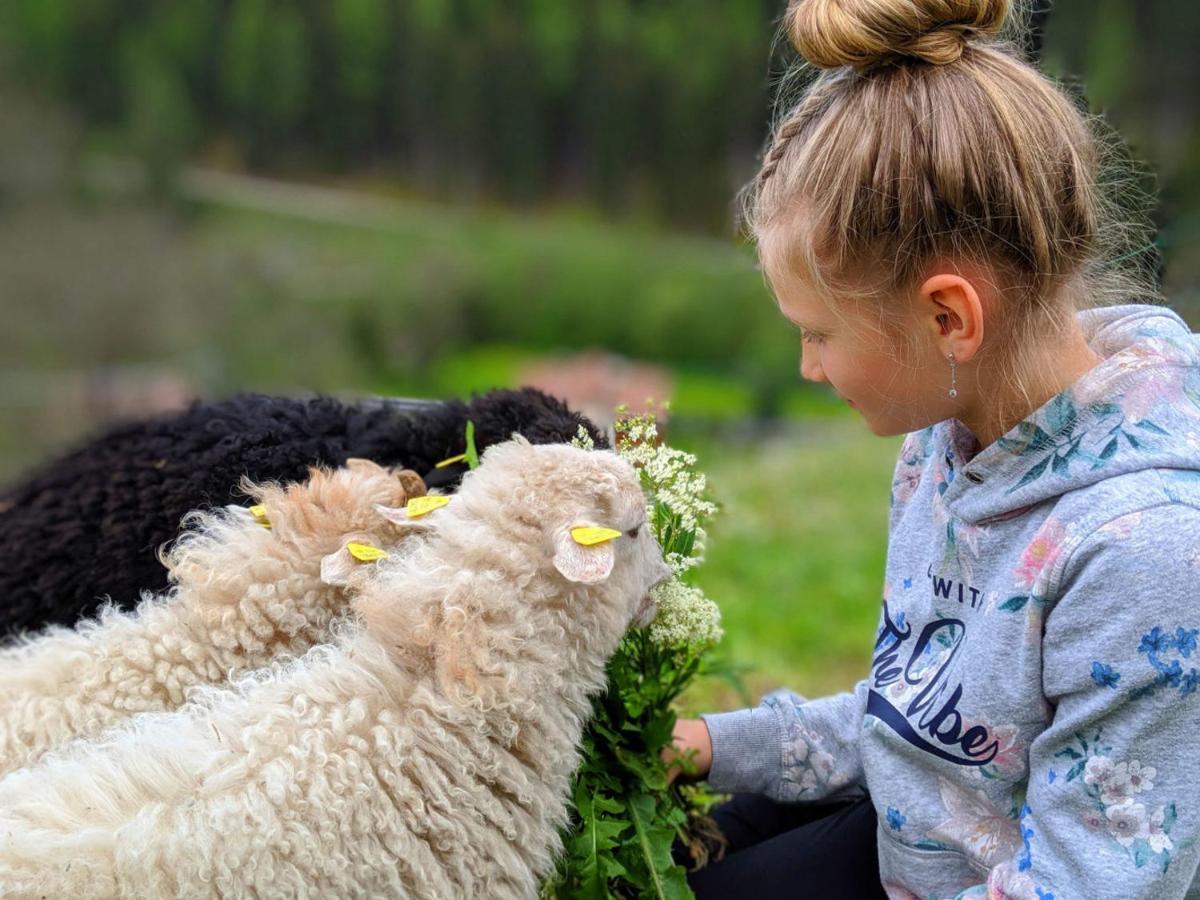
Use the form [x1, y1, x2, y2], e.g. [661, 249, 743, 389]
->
[701, 302, 1200, 899]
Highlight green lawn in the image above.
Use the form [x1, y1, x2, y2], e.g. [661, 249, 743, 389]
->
[670, 421, 902, 717]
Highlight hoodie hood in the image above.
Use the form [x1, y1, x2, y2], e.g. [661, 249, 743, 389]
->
[936, 302, 1200, 525]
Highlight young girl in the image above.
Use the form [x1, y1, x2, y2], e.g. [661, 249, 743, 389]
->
[665, 1, 1200, 898]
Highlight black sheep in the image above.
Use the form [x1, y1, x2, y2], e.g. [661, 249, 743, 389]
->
[0, 386, 608, 640]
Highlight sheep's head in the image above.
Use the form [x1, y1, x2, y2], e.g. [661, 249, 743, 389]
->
[356, 435, 673, 714]
[369, 433, 672, 631]
[208, 459, 429, 590]
[454, 434, 668, 627]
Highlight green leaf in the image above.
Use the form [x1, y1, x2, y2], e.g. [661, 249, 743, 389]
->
[643, 709, 678, 755]
[626, 794, 691, 900]
[464, 419, 480, 469]
[1012, 455, 1052, 491]
[613, 746, 668, 791]
[1045, 393, 1077, 436]
[913, 837, 951, 851]
[999, 595, 1030, 612]
[1135, 420, 1169, 435]
[1164, 802, 1178, 833]
[1065, 759, 1087, 783]
[1018, 420, 1058, 453]
[570, 790, 630, 899]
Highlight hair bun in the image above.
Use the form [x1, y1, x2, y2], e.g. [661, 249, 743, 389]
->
[785, 0, 1010, 71]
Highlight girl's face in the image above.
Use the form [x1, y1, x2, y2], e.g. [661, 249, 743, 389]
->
[768, 264, 945, 438]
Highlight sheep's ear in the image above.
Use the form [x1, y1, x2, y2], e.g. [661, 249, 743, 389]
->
[320, 539, 391, 586]
[373, 502, 437, 532]
[552, 522, 616, 584]
[224, 503, 272, 529]
[320, 545, 357, 586]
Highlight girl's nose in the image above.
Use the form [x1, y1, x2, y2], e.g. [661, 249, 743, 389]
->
[799, 345, 826, 383]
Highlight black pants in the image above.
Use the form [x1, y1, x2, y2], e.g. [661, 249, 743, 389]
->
[671, 792, 888, 899]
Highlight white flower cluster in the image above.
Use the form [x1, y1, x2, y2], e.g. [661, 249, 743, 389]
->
[613, 406, 718, 578]
[665, 543, 704, 577]
[647, 578, 724, 648]
[568, 424, 595, 451]
[637, 446, 715, 536]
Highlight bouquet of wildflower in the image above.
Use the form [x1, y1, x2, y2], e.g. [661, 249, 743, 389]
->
[539, 403, 740, 900]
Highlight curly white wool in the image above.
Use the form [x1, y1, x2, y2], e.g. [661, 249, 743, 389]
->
[0, 438, 671, 900]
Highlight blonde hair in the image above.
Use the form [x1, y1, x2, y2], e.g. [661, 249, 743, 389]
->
[737, 0, 1163, 422]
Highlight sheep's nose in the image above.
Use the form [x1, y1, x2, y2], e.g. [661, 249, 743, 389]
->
[655, 560, 672, 585]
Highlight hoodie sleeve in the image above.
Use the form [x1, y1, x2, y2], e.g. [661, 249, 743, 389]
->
[699, 677, 870, 803]
[949, 503, 1200, 900]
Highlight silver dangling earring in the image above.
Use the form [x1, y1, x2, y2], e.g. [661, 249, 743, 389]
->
[948, 352, 958, 399]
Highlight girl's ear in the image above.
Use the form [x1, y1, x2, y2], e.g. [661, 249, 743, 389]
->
[552, 522, 616, 584]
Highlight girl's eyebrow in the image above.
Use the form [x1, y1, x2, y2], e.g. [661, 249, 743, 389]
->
[782, 318, 824, 338]
[777, 306, 823, 333]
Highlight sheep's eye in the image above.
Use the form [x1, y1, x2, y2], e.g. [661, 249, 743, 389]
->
[627, 526, 641, 538]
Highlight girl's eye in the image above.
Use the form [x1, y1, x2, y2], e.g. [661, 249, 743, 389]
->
[801, 332, 824, 345]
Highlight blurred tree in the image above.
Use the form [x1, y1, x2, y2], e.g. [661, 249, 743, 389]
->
[0, 0, 1195, 280]
[221, 0, 311, 168]
[121, 34, 197, 198]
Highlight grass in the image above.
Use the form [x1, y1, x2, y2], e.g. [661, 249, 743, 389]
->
[669, 420, 903, 717]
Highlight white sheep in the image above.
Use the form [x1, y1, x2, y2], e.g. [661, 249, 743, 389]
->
[0, 458, 426, 780]
[0, 435, 672, 899]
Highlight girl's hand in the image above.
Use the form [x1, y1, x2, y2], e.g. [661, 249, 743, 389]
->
[662, 718, 713, 786]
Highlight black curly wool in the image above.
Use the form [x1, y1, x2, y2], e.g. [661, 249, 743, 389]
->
[0, 387, 608, 641]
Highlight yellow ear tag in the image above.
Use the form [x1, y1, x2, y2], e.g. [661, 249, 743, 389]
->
[435, 453, 467, 468]
[405, 495, 451, 518]
[347, 542, 389, 562]
[249, 504, 271, 529]
[571, 526, 622, 546]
